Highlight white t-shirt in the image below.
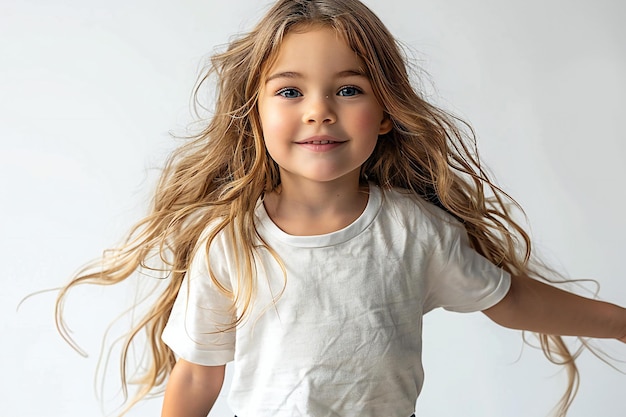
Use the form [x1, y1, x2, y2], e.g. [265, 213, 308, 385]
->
[162, 185, 511, 417]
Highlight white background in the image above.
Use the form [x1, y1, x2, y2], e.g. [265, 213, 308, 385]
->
[2, 0, 625, 416]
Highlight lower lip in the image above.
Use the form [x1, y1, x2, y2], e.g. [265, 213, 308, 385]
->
[297, 142, 345, 152]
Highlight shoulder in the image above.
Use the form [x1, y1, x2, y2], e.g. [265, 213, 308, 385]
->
[378, 186, 464, 239]
[187, 216, 236, 284]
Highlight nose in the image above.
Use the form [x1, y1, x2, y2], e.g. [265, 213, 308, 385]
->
[302, 95, 336, 125]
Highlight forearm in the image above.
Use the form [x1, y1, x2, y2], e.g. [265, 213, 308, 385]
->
[484, 274, 626, 340]
[161, 359, 225, 417]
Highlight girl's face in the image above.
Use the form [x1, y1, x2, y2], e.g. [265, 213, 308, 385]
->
[258, 26, 392, 189]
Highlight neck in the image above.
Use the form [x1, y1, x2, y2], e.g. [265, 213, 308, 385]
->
[263, 177, 369, 236]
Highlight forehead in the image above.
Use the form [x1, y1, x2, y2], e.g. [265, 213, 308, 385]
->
[263, 26, 365, 78]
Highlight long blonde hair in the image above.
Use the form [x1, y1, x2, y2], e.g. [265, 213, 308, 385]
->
[57, 0, 582, 415]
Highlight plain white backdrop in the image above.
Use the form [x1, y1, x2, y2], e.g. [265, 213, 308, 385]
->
[2, 0, 625, 416]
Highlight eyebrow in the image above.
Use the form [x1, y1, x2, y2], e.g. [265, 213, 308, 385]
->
[265, 69, 367, 83]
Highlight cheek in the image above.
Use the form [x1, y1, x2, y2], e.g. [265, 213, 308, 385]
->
[259, 104, 293, 139]
[351, 106, 385, 136]
[258, 108, 284, 160]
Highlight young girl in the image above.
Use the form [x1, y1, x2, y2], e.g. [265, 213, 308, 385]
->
[55, 0, 626, 416]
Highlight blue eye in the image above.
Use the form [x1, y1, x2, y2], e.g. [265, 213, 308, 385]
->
[277, 88, 302, 98]
[338, 86, 362, 97]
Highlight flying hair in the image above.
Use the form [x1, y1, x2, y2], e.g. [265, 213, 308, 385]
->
[56, 0, 587, 415]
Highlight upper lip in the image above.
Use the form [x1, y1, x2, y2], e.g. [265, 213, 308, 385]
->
[295, 135, 345, 144]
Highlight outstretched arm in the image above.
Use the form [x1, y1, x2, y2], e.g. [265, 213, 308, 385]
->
[483, 274, 626, 343]
[161, 359, 226, 417]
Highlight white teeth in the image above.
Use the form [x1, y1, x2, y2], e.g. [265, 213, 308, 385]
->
[310, 140, 332, 144]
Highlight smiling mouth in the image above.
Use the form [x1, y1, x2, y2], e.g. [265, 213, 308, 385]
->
[301, 140, 339, 145]
[296, 135, 345, 145]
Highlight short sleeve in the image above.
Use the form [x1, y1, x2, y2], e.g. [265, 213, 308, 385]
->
[161, 231, 236, 366]
[422, 217, 511, 313]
